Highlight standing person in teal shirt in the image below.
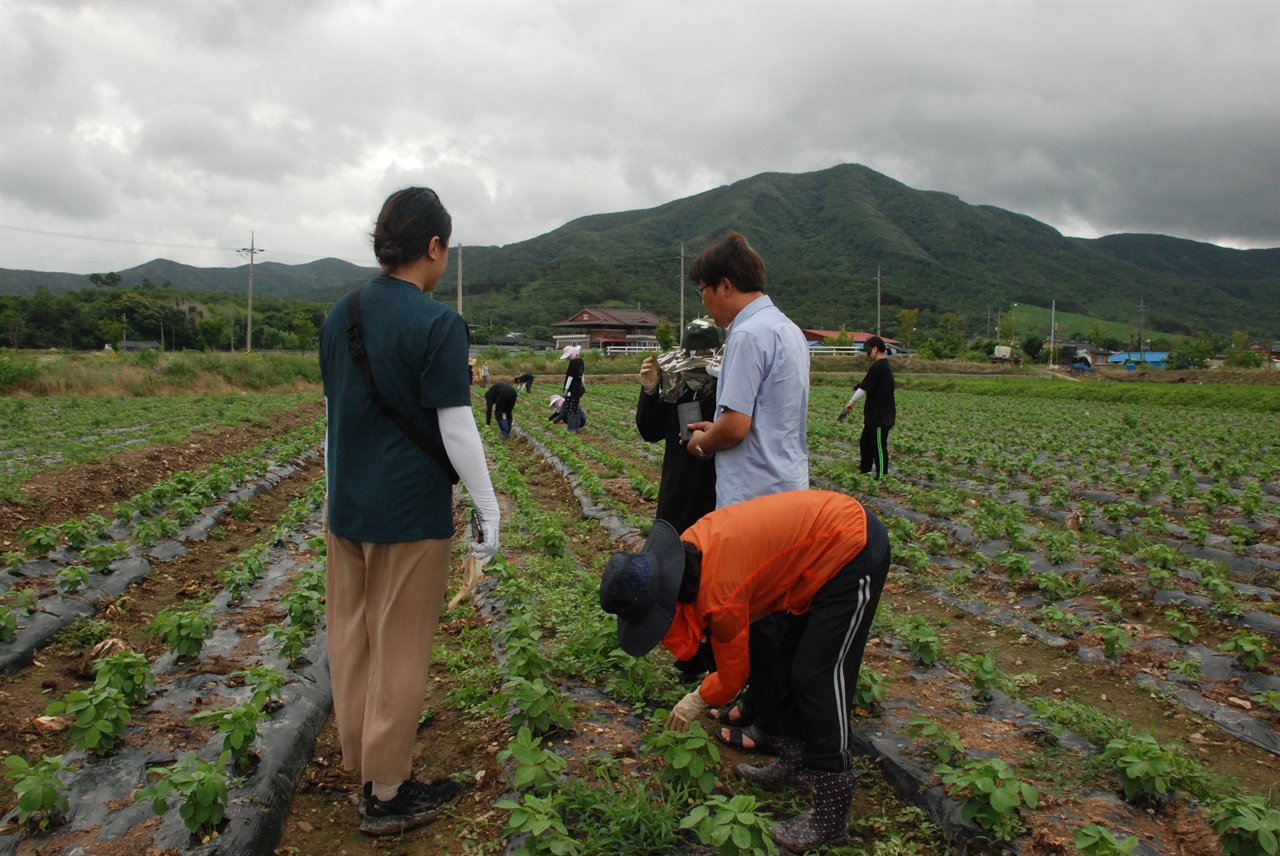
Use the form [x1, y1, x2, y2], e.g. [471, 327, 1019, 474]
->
[319, 186, 500, 837]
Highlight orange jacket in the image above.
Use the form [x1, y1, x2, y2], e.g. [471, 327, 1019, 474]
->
[660, 490, 870, 706]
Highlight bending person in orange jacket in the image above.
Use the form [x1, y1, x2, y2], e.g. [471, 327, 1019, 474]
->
[599, 490, 890, 853]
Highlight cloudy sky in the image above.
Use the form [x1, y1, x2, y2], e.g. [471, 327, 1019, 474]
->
[2, 0, 1277, 276]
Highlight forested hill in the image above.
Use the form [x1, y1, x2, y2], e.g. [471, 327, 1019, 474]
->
[3, 164, 1277, 337]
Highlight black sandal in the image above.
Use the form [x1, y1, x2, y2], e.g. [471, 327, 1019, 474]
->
[709, 701, 754, 728]
[714, 723, 783, 755]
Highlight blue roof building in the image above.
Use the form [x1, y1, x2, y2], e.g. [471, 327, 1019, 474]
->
[1107, 351, 1169, 369]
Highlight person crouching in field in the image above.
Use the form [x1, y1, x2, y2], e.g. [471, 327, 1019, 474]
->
[599, 490, 890, 852]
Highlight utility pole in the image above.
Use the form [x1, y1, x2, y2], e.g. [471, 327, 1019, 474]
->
[1049, 299, 1056, 368]
[1138, 299, 1145, 366]
[456, 244, 463, 314]
[679, 243, 685, 332]
[238, 232, 263, 355]
[876, 266, 882, 337]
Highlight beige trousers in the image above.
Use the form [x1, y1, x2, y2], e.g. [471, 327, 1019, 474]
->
[325, 532, 452, 786]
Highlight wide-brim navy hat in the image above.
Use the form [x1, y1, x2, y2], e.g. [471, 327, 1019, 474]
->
[599, 519, 685, 656]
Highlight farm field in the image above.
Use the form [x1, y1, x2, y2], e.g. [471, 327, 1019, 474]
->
[0, 373, 1277, 856]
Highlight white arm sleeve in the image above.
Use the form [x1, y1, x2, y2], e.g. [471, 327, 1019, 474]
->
[848, 387, 866, 407]
[437, 406, 500, 562]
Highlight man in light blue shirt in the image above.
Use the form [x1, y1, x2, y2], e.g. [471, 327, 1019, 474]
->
[685, 230, 810, 507]
[683, 229, 811, 756]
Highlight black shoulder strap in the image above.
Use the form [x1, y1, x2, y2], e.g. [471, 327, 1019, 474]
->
[345, 285, 459, 484]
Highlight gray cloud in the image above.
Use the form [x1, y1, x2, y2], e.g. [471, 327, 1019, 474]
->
[1, 0, 1275, 275]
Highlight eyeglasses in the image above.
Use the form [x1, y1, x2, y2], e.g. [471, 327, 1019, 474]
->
[696, 283, 713, 300]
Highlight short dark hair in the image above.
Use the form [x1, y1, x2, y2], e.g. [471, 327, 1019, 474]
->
[371, 187, 452, 272]
[865, 336, 886, 354]
[677, 542, 702, 603]
[688, 230, 766, 293]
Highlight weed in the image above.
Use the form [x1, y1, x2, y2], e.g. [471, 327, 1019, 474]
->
[905, 715, 964, 763]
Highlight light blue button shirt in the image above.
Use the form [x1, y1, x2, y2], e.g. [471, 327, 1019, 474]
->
[713, 295, 810, 507]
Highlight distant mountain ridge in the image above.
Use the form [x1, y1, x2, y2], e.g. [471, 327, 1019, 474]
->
[3, 164, 1276, 336]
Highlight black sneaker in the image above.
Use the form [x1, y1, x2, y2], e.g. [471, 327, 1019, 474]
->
[359, 777, 463, 836]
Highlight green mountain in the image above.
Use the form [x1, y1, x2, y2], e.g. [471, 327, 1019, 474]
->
[4, 164, 1276, 338]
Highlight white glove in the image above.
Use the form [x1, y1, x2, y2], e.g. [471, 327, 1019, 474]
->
[666, 690, 710, 732]
[470, 505, 500, 566]
[438, 406, 501, 566]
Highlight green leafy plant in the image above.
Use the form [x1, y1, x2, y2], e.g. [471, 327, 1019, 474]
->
[44, 686, 133, 756]
[189, 701, 266, 770]
[900, 615, 943, 665]
[1102, 730, 1190, 806]
[497, 792, 580, 855]
[1034, 571, 1081, 600]
[504, 675, 574, 735]
[279, 586, 325, 633]
[4, 753, 68, 832]
[647, 718, 720, 795]
[935, 757, 1038, 842]
[498, 726, 568, 794]
[1098, 624, 1131, 658]
[1168, 657, 1203, 679]
[679, 793, 778, 856]
[1210, 792, 1280, 856]
[22, 524, 62, 553]
[1220, 630, 1268, 670]
[1163, 610, 1199, 644]
[265, 621, 309, 667]
[149, 607, 214, 659]
[1074, 823, 1139, 854]
[0, 602, 24, 641]
[135, 751, 231, 841]
[1250, 691, 1280, 715]
[954, 652, 1002, 700]
[906, 715, 965, 763]
[93, 650, 154, 707]
[80, 541, 127, 574]
[236, 664, 288, 711]
[994, 549, 1031, 581]
[853, 667, 888, 712]
[55, 563, 91, 594]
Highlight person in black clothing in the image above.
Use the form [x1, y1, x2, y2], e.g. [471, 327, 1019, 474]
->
[560, 345, 587, 432]
[513, 372, 534, 393]
[484, 381, 519, 439]
[636, 318, 723, 533]
[841, 335, 895, 479]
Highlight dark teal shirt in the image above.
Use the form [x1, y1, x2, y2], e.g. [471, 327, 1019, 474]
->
[319, 276, 471, 541]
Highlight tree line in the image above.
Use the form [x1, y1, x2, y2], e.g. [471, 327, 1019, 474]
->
[0, 277, 325, 352]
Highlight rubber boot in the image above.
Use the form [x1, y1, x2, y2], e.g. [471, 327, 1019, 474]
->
[768, 768, 856, 853]
[736, 740, 809, 792]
